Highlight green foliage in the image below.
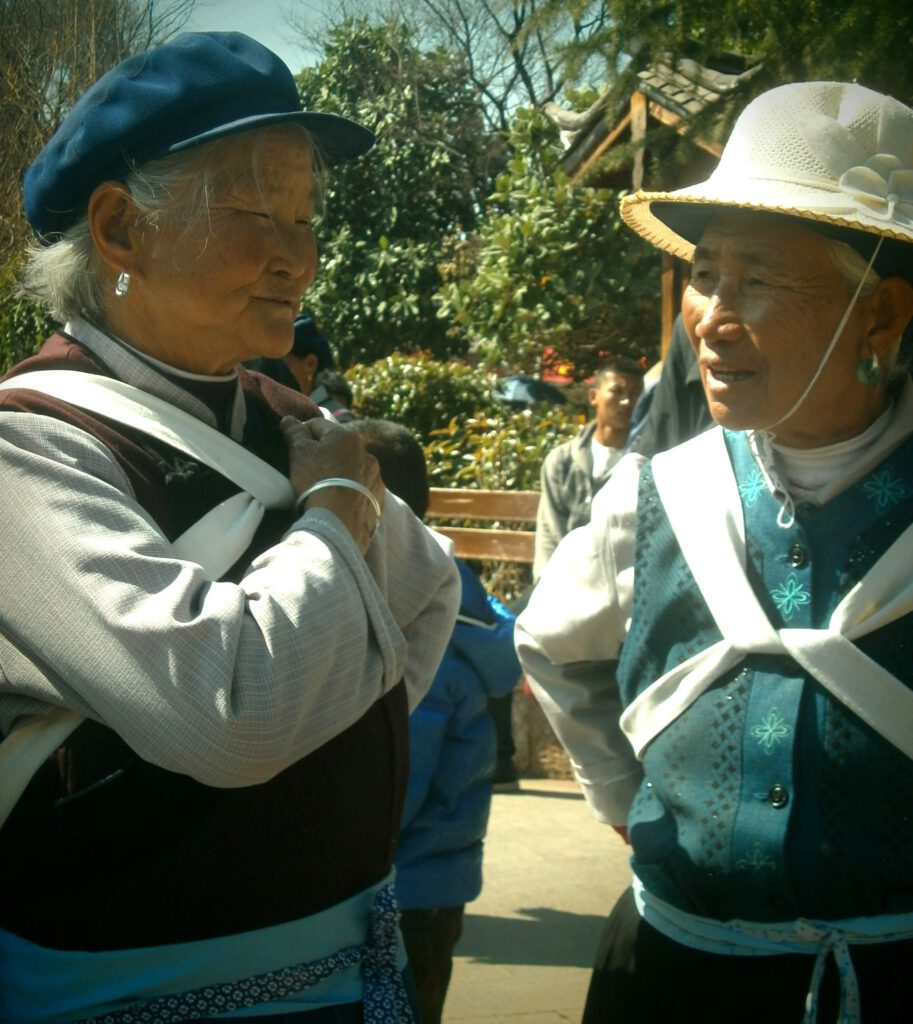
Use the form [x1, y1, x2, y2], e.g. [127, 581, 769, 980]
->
[549, 1, 913, 240]
[296, 18, 503, 368]
[435, 105, 662, 377]
[667, 0, 913, 104]
[576, 0, 913, 128]
[347, 351, 502, 442]
[0, 266, 52, 372]
[426, 407, 579, 490]
[346, 351, 580, 490]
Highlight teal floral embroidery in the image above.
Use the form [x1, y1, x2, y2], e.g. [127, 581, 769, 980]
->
[862, 468, 911, 512]
[738, 468, 767, 507]
[736, 843, 777, 873]
[751, 707, 790, 753]
[771, 572, 811, 621]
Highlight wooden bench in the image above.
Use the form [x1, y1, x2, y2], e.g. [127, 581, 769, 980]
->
[426, 487, 540, 563]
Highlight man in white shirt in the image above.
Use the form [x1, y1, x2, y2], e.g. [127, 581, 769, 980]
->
[533, 356, 644, 578]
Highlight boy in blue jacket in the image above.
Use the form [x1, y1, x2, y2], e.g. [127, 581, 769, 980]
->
[347, 419, 522, 1024]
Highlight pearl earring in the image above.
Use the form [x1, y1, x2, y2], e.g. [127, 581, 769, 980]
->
[115, 271, 131, 297]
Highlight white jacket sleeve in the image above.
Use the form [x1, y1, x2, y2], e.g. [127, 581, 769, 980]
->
[516, 453, 645, 825]
[0, 413, 460, 787]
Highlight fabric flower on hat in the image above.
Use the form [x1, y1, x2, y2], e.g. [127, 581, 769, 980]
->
[839, 154, 913, 225]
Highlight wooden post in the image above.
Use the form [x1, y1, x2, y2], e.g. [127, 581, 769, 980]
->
[630, 90, 648, 191]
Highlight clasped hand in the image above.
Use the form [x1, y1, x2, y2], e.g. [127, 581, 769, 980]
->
[281, 415, 385, 553]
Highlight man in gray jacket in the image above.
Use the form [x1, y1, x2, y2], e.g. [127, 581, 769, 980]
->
[534, 356, 644, 579]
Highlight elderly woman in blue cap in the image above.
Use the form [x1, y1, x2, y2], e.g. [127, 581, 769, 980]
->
[518, 81, 913, 1023]
[0, 32, 459, 1024]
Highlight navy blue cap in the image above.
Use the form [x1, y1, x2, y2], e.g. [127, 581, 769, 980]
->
[292, 314, 335, 370]
[23, 31, 375, 240]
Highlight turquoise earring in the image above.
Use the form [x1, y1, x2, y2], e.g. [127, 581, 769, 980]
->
[856, 351, 882, 386]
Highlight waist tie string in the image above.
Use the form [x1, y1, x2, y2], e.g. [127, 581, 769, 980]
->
[77, 883, 414, 1024]
[798, 922, 858, 1024]
[634, 878, 913, 1024]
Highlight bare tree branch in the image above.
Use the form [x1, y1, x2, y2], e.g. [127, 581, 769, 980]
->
[315, 0, 609, 134]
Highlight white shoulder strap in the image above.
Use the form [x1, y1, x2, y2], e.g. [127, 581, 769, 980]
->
[0, 370, 293, 507]
[621, 429, 913, 762]
[0, 370, 295, 575]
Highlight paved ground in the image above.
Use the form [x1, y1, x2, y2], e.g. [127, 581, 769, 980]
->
[442, 779, 633, 1024]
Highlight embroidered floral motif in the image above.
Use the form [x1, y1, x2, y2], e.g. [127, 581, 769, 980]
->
[771, 572, 811, 621]
[738, 468, 767, 507]
[838, 154, 913, 225]
[735, 842, 777, 873]
[862, 467, 911, 512]
[751, 707, 791, 753]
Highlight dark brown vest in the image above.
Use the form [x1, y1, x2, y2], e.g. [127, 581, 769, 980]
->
[0, 335, 409, 951]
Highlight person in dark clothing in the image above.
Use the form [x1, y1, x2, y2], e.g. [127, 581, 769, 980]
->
[625, 313, 714, 458]
[247, 315, 355, 420]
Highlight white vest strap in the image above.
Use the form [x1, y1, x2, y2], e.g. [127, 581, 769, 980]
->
[620, 428, 913, 761]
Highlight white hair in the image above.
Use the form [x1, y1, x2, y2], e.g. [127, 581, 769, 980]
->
[19, 124, 323, 322]
[825, 237, 881, 296]
[823, 236, 912, 377]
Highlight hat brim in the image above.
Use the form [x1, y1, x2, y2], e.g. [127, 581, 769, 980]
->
[167, 110, 375, 166]
[620, 182, 913, 281]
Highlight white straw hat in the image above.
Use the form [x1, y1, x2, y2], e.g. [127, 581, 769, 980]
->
[620, 81, 913, 278]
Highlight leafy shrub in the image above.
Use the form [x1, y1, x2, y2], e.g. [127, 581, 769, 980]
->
[348, 352, 503, 444]
[426, 408, 579, 490]
[347, 351, 581, 490]
[434, 105, 662, 377]
[423, 405, 580, 601]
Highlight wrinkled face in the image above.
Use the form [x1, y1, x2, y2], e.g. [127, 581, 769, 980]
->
[681, 212, 876, 447]
[588, 370, 643, 433]
[131, 129, 318, 374]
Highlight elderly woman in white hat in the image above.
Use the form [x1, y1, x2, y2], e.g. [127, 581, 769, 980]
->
[0, 31, 459, 1024]
[517, 81, 913, 1023]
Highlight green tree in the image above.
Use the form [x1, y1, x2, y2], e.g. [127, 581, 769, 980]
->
[435, 102, 662, 377]
[296, 17, 503, 368]
[600, 0, 913, 104]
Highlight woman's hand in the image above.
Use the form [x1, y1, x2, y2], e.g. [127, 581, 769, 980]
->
[280, 416, 385, 553]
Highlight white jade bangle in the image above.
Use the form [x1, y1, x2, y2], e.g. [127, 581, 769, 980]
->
[295, 477, 382, 520]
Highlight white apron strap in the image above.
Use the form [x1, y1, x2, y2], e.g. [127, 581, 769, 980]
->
[620, 428, 913, 761]
[0, 370, 295, 577]
[0, 370, 293, 505]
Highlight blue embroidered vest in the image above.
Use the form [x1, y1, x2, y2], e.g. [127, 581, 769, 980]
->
[617, 428, 913, 923]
